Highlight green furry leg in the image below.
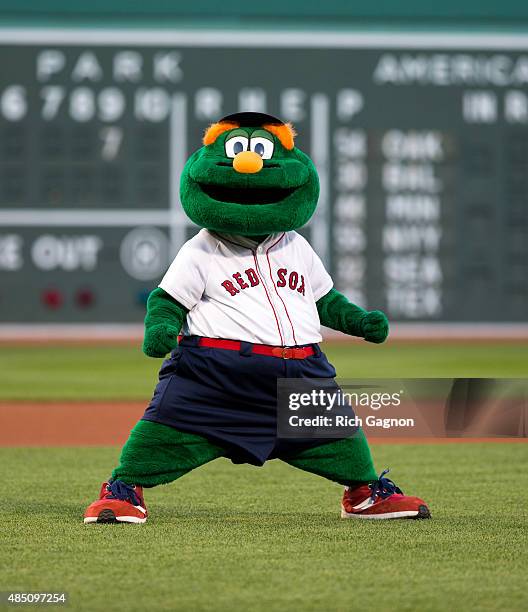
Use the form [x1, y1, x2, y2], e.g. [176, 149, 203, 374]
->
[282, 429, 377, 486]
[111, 420, 226, 487]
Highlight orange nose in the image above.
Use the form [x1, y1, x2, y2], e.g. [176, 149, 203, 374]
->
[233, 151, 263, 174]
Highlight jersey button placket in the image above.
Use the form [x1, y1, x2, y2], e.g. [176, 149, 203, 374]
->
[255, 248, 286, 345]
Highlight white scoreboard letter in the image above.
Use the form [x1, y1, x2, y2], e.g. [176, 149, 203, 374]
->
[336, 89, 364, 120]
[463, 91, 497, 124]
[154, 52, 183, 83]
[114, 51, 143, 82]
[195, 88, 222, 120]
[72, 51, 103, 82]
[280, 88, 306, 122]
[504, 90, 528, 123]
[238, 88, 266, 113]
[0, 235, 23, 271]
[37, 50, 65, 81]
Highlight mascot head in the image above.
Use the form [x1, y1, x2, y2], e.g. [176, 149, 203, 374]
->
[179, 112, 319, 235]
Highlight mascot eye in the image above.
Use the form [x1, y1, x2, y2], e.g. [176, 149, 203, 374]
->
[250, 137, 274, 159]
[225, 136, 249, 158]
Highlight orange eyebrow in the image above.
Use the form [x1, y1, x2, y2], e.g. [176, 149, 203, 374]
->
[263, 123, 296, 150]
[203, 122, 239, 146]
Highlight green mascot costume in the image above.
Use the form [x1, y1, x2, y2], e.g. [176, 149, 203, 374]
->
[84, 112, 430, 524]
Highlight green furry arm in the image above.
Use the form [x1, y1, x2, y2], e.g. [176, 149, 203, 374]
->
[316, 288, 389, 344]
[142, 288, 189, 358]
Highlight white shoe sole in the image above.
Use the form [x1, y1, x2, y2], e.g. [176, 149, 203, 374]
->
[84, 514, 147, 524]
[341, 506, 421, 520]
[341, 503, 431, 519]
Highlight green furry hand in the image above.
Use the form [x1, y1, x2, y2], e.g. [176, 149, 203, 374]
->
[317, 289, 389, 343]
[142, 288, 188, 358]
[360, 310, 389, 344]
[142, 323, 180, 358]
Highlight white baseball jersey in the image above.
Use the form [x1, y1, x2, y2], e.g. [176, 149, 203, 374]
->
[159, 229, 333, 346]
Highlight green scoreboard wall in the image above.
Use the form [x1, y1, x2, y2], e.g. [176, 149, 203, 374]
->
[0, 29, 527, 323]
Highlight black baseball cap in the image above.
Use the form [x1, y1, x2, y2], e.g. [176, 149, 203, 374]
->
[219, 112, 285, 126]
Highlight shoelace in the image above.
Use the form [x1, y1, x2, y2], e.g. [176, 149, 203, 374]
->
[107, 480, 141, 506]
[368, 469, 403, 501]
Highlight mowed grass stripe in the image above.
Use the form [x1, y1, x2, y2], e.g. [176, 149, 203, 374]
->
[1, 341, 527, 401]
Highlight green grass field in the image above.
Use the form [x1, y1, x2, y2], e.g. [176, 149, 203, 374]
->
[1, 342, 527, 611]
[1, 444, 527, 611]
[1, 341, 527, 400]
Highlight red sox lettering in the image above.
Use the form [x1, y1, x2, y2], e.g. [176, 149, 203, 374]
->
[221, 267, 259, 296]
[276, 268, 306, 295]
[221, 267, 306, 296]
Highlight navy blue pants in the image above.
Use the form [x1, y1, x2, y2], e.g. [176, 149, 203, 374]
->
[142, 336, 340, 466]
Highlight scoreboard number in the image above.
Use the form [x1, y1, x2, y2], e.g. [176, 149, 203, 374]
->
[100, 127, 123, 161]
[0, 85, 27, 121]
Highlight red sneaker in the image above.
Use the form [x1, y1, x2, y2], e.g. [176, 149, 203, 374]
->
[83, 480, 148, 524]
[341, 469, 431, 520]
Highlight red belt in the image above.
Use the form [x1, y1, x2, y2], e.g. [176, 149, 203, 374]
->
[179, 336, 315, 360]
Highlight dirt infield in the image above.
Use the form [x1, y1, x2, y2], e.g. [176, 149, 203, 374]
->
[0, 401, 145, 446]
[0, 401, 526, 446]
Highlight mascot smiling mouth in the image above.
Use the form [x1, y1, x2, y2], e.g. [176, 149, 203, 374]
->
[197, 183, 299, 205]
